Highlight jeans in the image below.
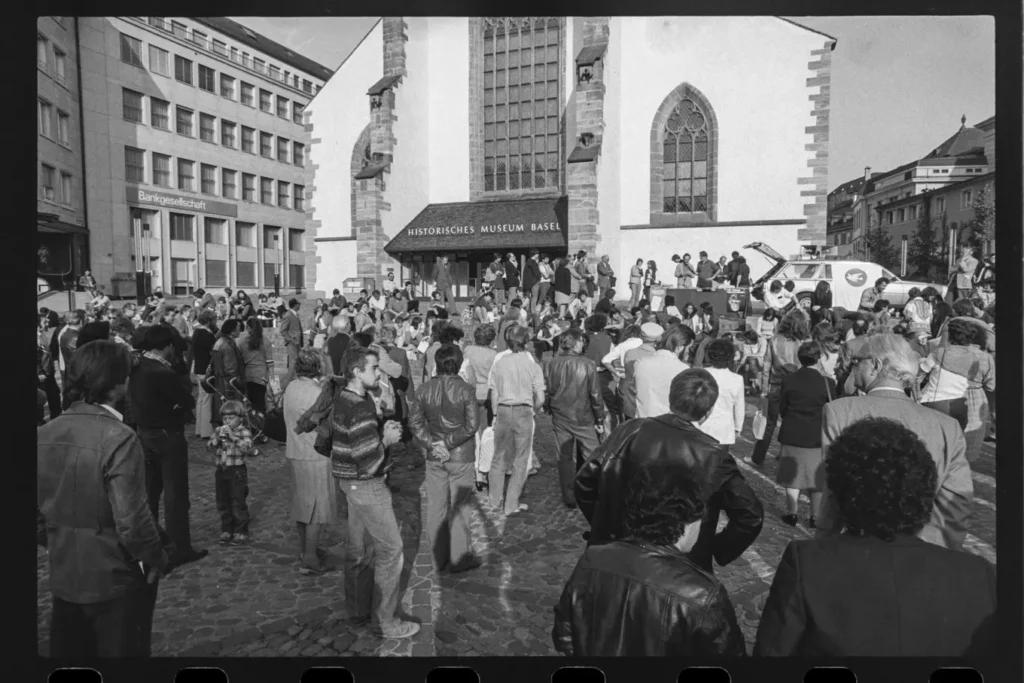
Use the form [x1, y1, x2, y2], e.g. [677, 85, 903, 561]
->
[215, 465, 250, 535]
[138, 426, 193, 557]
[49, 580, 159, 657]
[629, 283, 641, 307]
[551, 419, 600, 507]
[750, 387, 781, 465]
[528, 283, 541, 312]
[342, 476, 405, 629]
[44, 374, 62, 421]
[489, 405, 534, 514]
[282, 343, 300, 390]
[424, 460, 476, 570]
[436, 285, 456, 313]
[246, 381, 267, 415]
[537, 282, 552, 308]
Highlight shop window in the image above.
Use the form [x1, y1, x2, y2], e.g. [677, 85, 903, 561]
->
[169, 213, 194, 241]
[481, 17, 562, 194]
[204, 217, 227, 244]
[205, 259, 227, 287]
[235, 221, 256, 247]
[236, 261, 256, 287]
[651, 85, 718, 222]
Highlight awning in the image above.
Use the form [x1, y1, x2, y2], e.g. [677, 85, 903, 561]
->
[384, 196, 568, 255]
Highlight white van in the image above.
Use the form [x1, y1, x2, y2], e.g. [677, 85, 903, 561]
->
[744, 242, 947, 312]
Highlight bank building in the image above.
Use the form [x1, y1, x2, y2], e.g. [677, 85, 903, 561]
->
[308, 17, 836, 300]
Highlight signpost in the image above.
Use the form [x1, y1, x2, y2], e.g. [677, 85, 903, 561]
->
[273, 234, 281, 297]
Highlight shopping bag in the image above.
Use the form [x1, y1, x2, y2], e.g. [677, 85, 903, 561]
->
[477, 426, 495, 473]
[751, 407, 768, 441]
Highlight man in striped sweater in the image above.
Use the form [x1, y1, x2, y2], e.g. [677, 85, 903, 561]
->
[331, 346, 419, 639]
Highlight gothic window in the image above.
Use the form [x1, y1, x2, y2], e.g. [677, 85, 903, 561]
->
[482, 17, 562, 194]
[650, 84, 718, 222]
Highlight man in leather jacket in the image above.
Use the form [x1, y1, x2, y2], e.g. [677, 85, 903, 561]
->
[576, 368, 764, 575]
[554, 464, 746, 656]
[543, 328, 606, 508]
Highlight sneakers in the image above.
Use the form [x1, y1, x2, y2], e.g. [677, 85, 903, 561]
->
[381, 621, 421, 639]
[218, 532, 233, 545]
[232, 533, 250, 545]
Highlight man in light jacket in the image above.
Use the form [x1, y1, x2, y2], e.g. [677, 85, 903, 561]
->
[433, 254, 456, 313]
[953, 244, 978, 302]
[279, 298, 304, 390]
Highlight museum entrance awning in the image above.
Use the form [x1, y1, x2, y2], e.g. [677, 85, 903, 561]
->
[384, 196, 568, 255]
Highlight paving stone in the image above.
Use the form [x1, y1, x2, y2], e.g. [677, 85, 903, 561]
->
[332, 633, 357, 652]
[279, 640, 297, 653]
[220, 627, 262, 649]
[260, 617, 295, 637]
[436, 630, 458, 644]
[300, 644, 324, 656]
[286, 625, 302, 637]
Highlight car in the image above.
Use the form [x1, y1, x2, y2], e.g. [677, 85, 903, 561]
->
[743, 242, 947, 312]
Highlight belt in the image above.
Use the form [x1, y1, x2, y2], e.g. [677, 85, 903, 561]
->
[498, 403, 531, 408]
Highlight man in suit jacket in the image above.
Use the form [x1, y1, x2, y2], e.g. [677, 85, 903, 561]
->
[55, 309, 86, 409]
[816, 333, 973, 550]
[522, 250, 543, 313]
[432, 255, 456, 313]
[279, 298, 304, 390]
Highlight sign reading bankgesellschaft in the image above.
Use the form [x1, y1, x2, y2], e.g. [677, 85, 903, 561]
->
[125, 187, 238, 218]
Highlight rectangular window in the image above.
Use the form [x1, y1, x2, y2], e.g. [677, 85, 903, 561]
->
[259, 89, 272, 112]
[152, 153, 171, 187]
[200, 113, 215, 142]
[294, 185, 304, 211]
[192, 30, 206, 47]
[288, 229, 303, 251]
[292, 102, 304, 124]
[260, 132, 272, 158]
[222, 169, 237, 199]
[204, 217, 226, 244]
[57, 111, 70, 145]
[240, 82, 254, 107]
[241, 126, 255, 153]
[38, 99, 53, 137]
[289, 264, 305, 290]
[264, 262, 277, 287]
[125, 146, 145, 183]
[961, 189, 973, 208]
[60, 172, 72, 206]
[53, 47, 66, 82]
[302, 79, 312, 94]
[198, 65, 215, 92]
[172, 21, 188, 38]
[147, 17, 167, 30]
[278, 181, 290, 208]
[293, 142, 305, 167]
[277, 137, 289, 163]
[220, 73, 235, 99]
[170, 213, 193, 241]
[200, 163, 217, 195]
[151, 98, 169, 129]
[41, 164, 56, 200]
[177, 159, 195, 191]
[122, 88, 143, 122]
[885, 211, 893, 225]
[269, 65, 280, 80]
[277, 95, 288, 118]
[205, 259, 227, 287]
[120, 33, 143, 67]
[212, 39, 227, 56]
[235, 221, 256, 247]
[253, 57, 266, 74]
[230, 47, 239, 63]
[897, 208, 905, 223]
[221, 120, 236, 148]
[260, 177, 274, 204]
[174, 55, 193, 84]
[174, 107, 192, 136]
[935, 196, 946, 214]
[236, 261, 256, 287]
[242, 173, 256, 201]
[264, 226, 280, 248]
[909, 205, 918, 221]
[38, 34, 48, 68]
[149, 45, 169, 76]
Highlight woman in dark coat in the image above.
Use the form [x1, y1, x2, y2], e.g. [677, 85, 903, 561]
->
[553, 258, 573, 318]
[809, 280, 834, 327]
[503, 253, 521, 302]
[191, 310, 218, 438]
[209, 318, 246, 426]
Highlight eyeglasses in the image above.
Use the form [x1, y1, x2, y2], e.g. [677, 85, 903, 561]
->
[850, 356, 872, 364]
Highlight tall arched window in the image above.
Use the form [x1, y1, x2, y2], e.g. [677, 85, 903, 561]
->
[650, 83, 718, 223]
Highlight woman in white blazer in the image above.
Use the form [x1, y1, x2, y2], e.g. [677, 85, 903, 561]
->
[697, 339, 747, 457]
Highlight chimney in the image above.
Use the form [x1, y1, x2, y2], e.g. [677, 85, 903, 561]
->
[863, 166, 871, 182]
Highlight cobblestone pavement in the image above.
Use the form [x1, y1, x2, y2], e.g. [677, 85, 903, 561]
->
[37, 383, 997, 657]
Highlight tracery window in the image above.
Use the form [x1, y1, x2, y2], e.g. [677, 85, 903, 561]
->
[662, 98, 710, 214]
[482, 17, 562, 194]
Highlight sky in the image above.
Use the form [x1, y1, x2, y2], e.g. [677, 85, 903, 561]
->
[231, 16, 995, 191]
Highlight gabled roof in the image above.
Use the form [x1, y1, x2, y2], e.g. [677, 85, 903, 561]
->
[193, 18, 333, 80]
[923, 120, 985, 160]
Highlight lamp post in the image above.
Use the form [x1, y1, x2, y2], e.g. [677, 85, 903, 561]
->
[273, 234, 281, 297]
[133, 212, 146, 307]
[900, 236, 908, 278]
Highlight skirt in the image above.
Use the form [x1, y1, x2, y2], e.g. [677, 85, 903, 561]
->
[776, 444, 824, 491]
[289, 458, 337, 525]
[554, 291, 571, 306]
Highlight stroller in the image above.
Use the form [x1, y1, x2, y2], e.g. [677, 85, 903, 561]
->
[199, 377, 287, 453]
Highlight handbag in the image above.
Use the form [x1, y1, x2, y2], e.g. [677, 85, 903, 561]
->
[751, 405, 768, 441]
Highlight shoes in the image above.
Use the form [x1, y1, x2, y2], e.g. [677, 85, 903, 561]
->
[527, 468, 539, 477]
[232, 534, 250, 545]
[564, 500, 577, 509]
[808, 516, 816, 529]
[475, 480, 489, 492]
[255, 435, 268, 444]
[984, 435, 996, 443]
[167, 548, 209, 572]
[447, 556, 483, 574]
[742, 456, 764, 469]
[218, 532, 232, 545]
[781, 514, 798, 527]
[381, 621, 421, 639]
[505, 503, 529, 516]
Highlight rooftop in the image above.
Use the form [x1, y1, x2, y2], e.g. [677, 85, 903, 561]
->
[923, 116, 985, 160]
[192, 17, 334, 80]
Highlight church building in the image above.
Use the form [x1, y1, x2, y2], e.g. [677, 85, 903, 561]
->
[306, 17, 836, 300]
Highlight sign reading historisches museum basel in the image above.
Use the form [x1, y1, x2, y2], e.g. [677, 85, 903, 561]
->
[405, 222, 560, 238]
[125, 187, 238, 218]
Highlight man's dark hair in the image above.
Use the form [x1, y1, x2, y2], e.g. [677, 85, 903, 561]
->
[851, 319, 869, 337]
[777, 311, 811, 342]
[435, 343, 464, 376]
[68, 309, 87, 326]
[659, 326, 693, 353]
[622, 465, 707, 546]
[333, 289, 340, 295]
[946, 318, 979, 347]
[508, 325, 531, 352]
[65, 340, 132, 405]
[920, 286, 940, 301]
[473, 324, 497, 346]
[289, 298, 301, 310]
[797, 340, 822, 367]
[700, 301, 714, 314]
[731, 251, 739, 258]
[825, 417, 937, 542]
[705, 339, 736, 369]
[908, 287, 921, 300]
[875, 277, 889, 289]
[77, 321, 111, 347]
[604, 288, 616, 300]
[340, 346, 378, 383]
[769, 280, 783, 294]
[665, 295, 675, 307]
[743, 329, 760, 345]
[951, 298, 975, 317]
[353, 331, 375, 348]
[220, 319, 242, 336]
[585, 314, 608, 333]
[873, 299, 890, 313]
[438, 324, 465, 345]
[141, 323, 176, 351]
[668, 368, 719, 422]
[195, 288, 206, 297]
[784, 281, 796, 292]
[559, 327, 584, 352]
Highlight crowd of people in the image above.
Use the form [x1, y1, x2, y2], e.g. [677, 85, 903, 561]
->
[36, 243, 997, 657]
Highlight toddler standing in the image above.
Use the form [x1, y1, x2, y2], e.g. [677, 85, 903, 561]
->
[209, 400, 252, 545]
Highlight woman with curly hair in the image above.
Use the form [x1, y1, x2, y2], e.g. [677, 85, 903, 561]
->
[755, 417, 996, 657]
[209, 319, 246, 426]
[811, 321, 840, 381]
[238, 317, 274, 424]
[746, 310, 810, 467]
[283, 348, 336, 574]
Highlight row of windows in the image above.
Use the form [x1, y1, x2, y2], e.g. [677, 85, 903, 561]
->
[37, 32, 69, 84]
[40, 163, 75, 207]
[145, 18, 318, 95]
[120, 89, 306, 167]
[120, 31, 305, 126]
[38, 99, 72, 146]
[880, 190, 973, 226]
[123, 146, 305, 211]
[155, 213, 303, 252]
[831, 231, 852, 246]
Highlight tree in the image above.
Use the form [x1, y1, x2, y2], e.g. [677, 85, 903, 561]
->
[908, 209, 945, 281]
[967, 182, 995, 250]
[862, 212, 900, 272]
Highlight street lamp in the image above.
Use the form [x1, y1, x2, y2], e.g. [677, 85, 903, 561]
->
[133, 212, 146, 307]
[273, 234, 281, 297]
